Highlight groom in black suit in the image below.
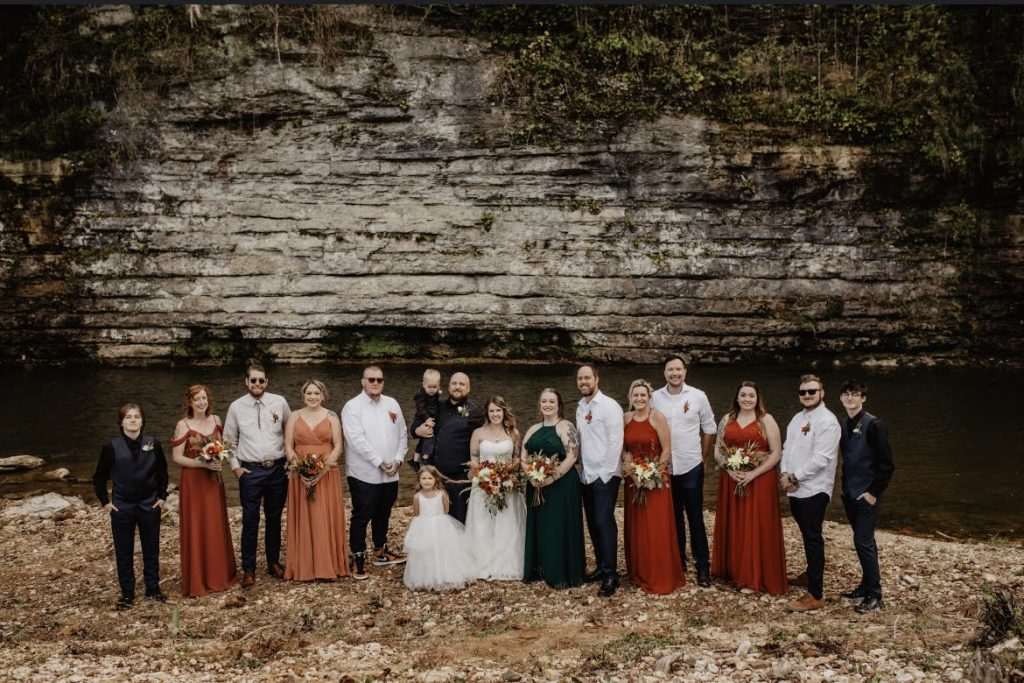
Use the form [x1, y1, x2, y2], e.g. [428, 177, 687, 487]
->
[838, 379, 895, 614]
[412, 371, 485, 523]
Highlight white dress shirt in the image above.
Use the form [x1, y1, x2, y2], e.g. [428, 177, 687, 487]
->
[650, 383, 716, 475]
[223, 392, 291, 470]
[781, 402, 841, 499]
[341, 391, 408, 485]
[576, 390, 625, 484]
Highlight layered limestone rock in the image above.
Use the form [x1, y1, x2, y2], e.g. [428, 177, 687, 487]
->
[2, 7, 1021, 365]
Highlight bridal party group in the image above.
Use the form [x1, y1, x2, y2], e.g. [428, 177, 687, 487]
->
[93, 357, 894, 615]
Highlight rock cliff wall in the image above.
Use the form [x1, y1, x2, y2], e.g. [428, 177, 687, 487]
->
[2, 7, 1022, 365]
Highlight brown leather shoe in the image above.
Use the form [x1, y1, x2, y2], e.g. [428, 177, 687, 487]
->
[268, 562, 285, 579]
[787, 571, 809, 588]
[241, 571, 255, 590]
[786, 591, 825, 611]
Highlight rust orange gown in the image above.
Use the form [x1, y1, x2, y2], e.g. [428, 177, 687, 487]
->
[623, 417, 686, 594]
[711, 419, 788, 595]
[174, 424, 238, 597]
[285, 417, 349, 581]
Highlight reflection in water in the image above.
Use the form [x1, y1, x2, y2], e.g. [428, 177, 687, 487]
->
[1, 363, 1021, 539]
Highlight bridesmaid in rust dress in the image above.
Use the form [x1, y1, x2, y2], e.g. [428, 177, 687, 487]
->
[284, 379, 349, 581]
[622, 379, 685, 594]
[171, 384, 238, 597]
[711, 380, 788, 595]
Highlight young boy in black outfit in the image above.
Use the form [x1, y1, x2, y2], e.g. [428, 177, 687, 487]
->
[410, 368, 442, 472]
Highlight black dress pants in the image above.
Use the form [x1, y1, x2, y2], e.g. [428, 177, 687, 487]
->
[348, 477, 399, 554]
[110, 503, 161, 597]
[789, 492, 830, 600]
[842, 493, 883, 599]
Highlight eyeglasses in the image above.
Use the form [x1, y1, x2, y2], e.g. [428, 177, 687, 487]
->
[248, 378, 267, 385]
[840, 392, 862, 399]
[364, 377, 384, 384]
[797, 389, 819, 396]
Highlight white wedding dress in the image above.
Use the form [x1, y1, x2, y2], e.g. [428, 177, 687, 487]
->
[465, 438, 527, 580]
[403, 492, 475, 591]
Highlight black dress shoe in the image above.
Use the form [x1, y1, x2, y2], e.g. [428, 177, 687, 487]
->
[697, 568, 712, 588]
[584, 569, 603, 584]
[115, 595, 134, 611]
[598, 576, 619, 598]
[841, 586, 867, 603]
[854, 597, 885, 614]
[145, 590, 167, 603]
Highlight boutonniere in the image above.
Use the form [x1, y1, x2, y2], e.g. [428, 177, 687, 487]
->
[852, 424, 862, 435]
[801, 422, 811, 435]
[142, 442, 154, 452]
[683, 401, 690, 414]
[584, 411, 593, 424]
[388, 411, 397, 424]
[272, 411, 280, 423]
[457, 404, 469, 418]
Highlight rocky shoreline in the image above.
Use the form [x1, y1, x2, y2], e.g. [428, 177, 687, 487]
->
[1, 493, 1021, 682]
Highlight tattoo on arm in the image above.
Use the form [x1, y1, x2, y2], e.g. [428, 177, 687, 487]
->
[566, 423, 580, 460]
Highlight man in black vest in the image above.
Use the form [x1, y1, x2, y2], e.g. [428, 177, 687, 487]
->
[412, 371, 485, 523]
[93, 403, 169, 610]
[838, 379, 895, 614]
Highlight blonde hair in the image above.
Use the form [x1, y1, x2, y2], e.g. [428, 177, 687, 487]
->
[422, 368, 441, 384]
[301, 379, 328, 401]
[628, 379, 654, 409]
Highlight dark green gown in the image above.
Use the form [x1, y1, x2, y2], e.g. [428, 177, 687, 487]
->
[523, 424, 585, 588]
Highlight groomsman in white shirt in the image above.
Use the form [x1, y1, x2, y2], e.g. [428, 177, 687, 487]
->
[780, 373, 841, 611]
[650, 355, 716, 587]
[341, 365, 408, 580]
[224, 361, 291, 589]
[576, 364, 625, 598]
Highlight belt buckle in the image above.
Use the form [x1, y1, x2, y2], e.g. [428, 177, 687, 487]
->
[261, 459, 276, 468]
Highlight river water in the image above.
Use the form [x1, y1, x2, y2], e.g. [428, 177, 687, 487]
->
[2, 363, 1021, 540]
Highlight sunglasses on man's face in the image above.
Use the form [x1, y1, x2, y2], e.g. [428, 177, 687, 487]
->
[248, 378, 267, 385]
[797, 389, 819, 396]
[364, 377, 384, 384]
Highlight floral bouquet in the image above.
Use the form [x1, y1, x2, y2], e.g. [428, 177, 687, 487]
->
[523, 453, 559, 507]
[626, 458, 667, 507]
[289, 453, 327, 500]
[195, 438, 234, 482]
[469, 460, 525, 516]
[722, 441, 767, 497]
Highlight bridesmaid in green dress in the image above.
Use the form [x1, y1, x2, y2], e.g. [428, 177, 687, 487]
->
[521, 388, 586, 588]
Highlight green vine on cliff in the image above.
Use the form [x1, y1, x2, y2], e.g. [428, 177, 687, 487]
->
[415, 5, 1024, 186]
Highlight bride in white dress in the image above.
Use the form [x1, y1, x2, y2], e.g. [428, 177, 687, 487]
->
[465, 396, 527, 580]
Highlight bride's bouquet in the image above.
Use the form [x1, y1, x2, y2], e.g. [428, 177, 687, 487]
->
[722, 441, 767, 497]
[289, 454, 326, 500]
[469, 461, 525, 516]
[194, 438, 234, 482]
[523, 453, 559, 507]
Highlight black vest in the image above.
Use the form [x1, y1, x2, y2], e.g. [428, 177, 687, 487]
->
[433, 399, 480, 476]
[840, 412, 877, 499]
[110, 435, 159, 507]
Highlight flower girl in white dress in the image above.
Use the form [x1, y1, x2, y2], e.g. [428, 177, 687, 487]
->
[465, 396, 527, 580]
[403, 466, 475, 591]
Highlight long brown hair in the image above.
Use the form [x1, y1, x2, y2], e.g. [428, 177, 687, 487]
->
[182, 384, 213, 419]
[416, 465, 448, 496]
[727, 380, 768, 438]
[485, 395, 519, 440]
[537, 388, 566, 422]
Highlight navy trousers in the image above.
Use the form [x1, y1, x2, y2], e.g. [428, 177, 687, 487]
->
[582, 476, 621, 579]
[110, 503, 161, 597]
[789, 492, 830, 600]
[238, 461, 287, 573]
[842, 493, 883, 599]
[348, 477, 399, 554]
[670, 463, 710, 571]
